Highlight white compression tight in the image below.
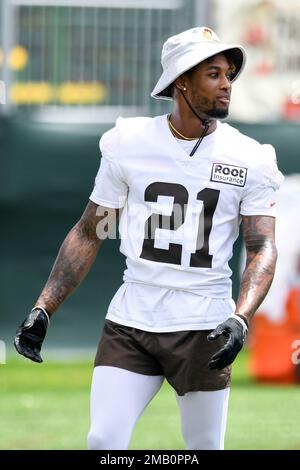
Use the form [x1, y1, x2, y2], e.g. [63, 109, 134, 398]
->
[87, 366, 230, 450]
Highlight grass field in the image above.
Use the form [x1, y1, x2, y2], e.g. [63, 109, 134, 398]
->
[1, 351, 300, 450]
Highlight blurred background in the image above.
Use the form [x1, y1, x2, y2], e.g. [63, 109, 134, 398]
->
[1, 0, 300, 450]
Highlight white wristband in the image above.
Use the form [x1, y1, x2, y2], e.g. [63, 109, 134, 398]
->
[31, 305, 50, 325]
[232, 314, 248, 336]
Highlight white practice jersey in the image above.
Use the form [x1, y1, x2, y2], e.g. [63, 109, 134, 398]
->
[90, 115, 284, 331]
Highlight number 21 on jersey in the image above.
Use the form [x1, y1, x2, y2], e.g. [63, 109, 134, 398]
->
[140, 182, 220, 268]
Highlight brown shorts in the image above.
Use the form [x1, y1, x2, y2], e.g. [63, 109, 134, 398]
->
[94, 320, 231, 396]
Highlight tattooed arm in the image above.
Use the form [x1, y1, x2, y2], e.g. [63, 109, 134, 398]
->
[208, 215, 277, 370]
[14, 201, 119, 362]
[235, 215, 277, 324]
[34, 200, 119, 317]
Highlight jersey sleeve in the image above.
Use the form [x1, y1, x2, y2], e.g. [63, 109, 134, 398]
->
[89, 126, 128, 208]
[240, 144, 284, 217]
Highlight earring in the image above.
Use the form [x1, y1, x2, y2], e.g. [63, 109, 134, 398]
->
[183, 87, 187, 91]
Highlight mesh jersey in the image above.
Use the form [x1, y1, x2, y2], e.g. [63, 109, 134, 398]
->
[90, 115, 284, 300]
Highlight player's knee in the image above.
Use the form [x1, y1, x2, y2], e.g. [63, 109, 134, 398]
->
[181, 426, 223, 450]
[87, 429, 108, 450]
[199, 435, 223, 450]
[87, 428, 129, 450]
[189, 433, 223, 450]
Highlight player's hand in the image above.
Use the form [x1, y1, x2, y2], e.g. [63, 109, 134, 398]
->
[14, 307, 50, 363]
[207, 315, 248, 371]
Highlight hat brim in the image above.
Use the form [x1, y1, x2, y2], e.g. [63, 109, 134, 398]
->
[151, 44, 246, 101]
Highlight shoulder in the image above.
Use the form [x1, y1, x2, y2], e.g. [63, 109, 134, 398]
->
[219, 122, 284, 190]
[256, 143, 284, 190]
[219, 122, 264, 154]
[99, 116, 159, 161]
[117, 115, 156, 134]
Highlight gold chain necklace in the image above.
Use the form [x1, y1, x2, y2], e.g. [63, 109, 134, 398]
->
[167, 114, 199, 140]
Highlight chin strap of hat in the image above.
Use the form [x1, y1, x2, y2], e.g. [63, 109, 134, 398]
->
[179, 89, 212, 157]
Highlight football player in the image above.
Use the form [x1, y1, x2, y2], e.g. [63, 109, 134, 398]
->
[14, 27, 284, 449]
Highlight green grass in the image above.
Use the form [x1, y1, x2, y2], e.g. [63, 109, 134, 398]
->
[1, 351, 300, 450]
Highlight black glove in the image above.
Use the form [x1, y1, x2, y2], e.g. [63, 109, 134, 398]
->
[207, 315, 248, 371]
[14, 307, 49, 363]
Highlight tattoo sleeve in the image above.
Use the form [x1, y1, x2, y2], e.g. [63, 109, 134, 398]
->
[34, 201, 118, 316]
[235, 215, 278, 323]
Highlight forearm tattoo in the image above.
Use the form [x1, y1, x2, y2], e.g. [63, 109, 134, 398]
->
[35, 201, 117, 315]
[235, 215, 277, 322]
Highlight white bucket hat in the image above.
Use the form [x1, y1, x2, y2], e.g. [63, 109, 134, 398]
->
[151, 26, 246, 100]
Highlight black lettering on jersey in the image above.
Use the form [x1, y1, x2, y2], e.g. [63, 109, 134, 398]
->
[140, 183, 220, 268]
[210, 163, 247, 187]
[190, 188, 220, 268]
[140, 182, 188, 265]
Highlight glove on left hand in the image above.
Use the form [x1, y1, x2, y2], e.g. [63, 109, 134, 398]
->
[207, 316, 248, 371]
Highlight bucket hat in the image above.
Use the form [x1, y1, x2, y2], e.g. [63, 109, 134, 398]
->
[151, 26, 246, 100]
